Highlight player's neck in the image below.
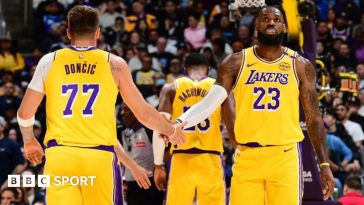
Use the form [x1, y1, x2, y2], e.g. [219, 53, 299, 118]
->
[187, 73, 206, 81]
[255, 44, 284, 61]
[71, 40, 96, 47]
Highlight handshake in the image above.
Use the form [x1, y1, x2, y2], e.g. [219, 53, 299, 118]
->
[159, 113, 187, 147]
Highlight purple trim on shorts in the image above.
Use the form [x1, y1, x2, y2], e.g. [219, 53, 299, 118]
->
[220, 155, 227, 205]
[238, 142, 274, 148]
[113, 154, 123, 205]
[298, 142, 303, 205]
[172, 148, 221, 155]
[164, 155, 173, 204]
[47, 140, 114, 152]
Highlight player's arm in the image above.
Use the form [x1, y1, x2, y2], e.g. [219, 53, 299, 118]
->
[153, 83, 174, 191]
[17, 53, 53, 165]
[110, 54, 185, 145]
[222, 93, 237, 148]
[115, 141, 151, 189]
[296, 55, 334, 200]
[177, 52, 242, 128]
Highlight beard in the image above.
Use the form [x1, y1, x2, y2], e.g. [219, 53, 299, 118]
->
[257, 30, 285, 46]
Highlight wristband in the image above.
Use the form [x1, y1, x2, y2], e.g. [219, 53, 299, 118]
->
[17, 112, 35, 127]
[320, 162, 330, 168]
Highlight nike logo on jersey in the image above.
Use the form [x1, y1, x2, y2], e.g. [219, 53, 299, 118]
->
[284, 147, 294, 152]
[247, 62, 258, 67]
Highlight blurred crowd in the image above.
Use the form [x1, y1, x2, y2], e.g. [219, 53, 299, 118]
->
[2, 0, 364, 204]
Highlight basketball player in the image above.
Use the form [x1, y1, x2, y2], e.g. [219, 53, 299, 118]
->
[17, 5, 185, 205]
[153, 53, 235, 205]
[176, 7, 335, 205]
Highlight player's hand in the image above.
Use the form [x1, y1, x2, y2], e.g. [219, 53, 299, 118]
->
[153, 165, 167, 191]
[168, 122, 187, 146]
[130, 165, 151, 189]
[24, 137, 44, 165]
[320, 166, 335, 200]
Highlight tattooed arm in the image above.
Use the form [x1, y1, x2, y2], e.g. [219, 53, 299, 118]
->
[295, 55, 334, 200]
[177, 52, 242, 127]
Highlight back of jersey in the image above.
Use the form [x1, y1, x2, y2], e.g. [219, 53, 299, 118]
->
[44, 48, 118, 147]
[171, 77, 223, 153]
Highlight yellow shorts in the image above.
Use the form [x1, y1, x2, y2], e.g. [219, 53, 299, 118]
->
[166, 152, 226, 205]
[230, 143, 303, 205]
[44, 145, 122, 205]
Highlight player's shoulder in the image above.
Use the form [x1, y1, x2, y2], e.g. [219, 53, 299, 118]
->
[109, 53, 128, 72]
[40, 52, 56, 64]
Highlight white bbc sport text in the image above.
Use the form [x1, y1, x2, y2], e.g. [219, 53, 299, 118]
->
[8, 175, 96, 187]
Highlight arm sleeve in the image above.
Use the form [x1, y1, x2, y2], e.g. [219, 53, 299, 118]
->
[152, 112, 171, 165]
[28, 52, 55, 93]
[177, 84, 228, 128]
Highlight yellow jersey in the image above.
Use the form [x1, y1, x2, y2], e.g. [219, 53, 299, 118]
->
[44, 48, 118, 147]
[171, 76, 223, 153]
[233, 46, 304, 145]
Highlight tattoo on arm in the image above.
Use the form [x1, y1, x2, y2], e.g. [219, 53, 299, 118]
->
[299, 58, 328, 164]
[110, 59, 122, 72]
[216, 52, 242, 93]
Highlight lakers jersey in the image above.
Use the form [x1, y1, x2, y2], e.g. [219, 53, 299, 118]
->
[171, 77, 223, 153]
[233, 46, 304, 145]
[44, 47, 118, 147]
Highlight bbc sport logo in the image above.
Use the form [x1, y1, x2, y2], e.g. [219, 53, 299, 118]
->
[8, 175, 96, 187]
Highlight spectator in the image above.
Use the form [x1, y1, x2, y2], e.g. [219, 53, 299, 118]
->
[128, 46, 160, 72]
[324, 110, 362, 169]
[334, 42, 357, 71]
[148, 36, 177, 56]
[119, 102, 163, 205]
[358, 88, 364, 116]
[0, 82, 22, 120]
[0, 71, 24, 97]
[103, 17, 127, 46]
[236, 24, 252, 47]
[7, 128, 21, 146]
[21, 169, 45, 204]
[14, 187, 29, 205]
[219, 16, 234, 42]
[338, 175, 364, 205]
[131, 56, 161, 98]
[0, 36, 25, 72]
[0, 116, 25, 188]
[166, 58, 183, 83]
[201, 47, 218, 78]
[316, 21, 333, 49]
[25, 48, 42, 71]
[184, 13, 207, 51]
[356, 64, 364, 89]
[99, 0, 122, 29]
[331, 14, 351, 42]
[348, 97, 364, 131]
[125, 1, 157, 32]
[231, 39, 245, 53]
[336, 104, 364, 148]
[0, 187, 18, 205]
[151, 37, 175, 74]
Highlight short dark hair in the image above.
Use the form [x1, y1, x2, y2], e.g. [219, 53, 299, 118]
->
[345, 175, 362, 190]
[184, 53, 209, 69]
[68, 5, 99, 37]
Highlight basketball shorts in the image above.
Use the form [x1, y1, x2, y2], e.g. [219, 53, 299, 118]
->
[230, 142, 303, 205]
[166, 150, 226, 205]
[44, 141, 122, 205]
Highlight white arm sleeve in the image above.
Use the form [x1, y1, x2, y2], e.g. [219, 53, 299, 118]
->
[178, 84, 228, 128]
[153, 112, 171, 165]
[28, 52, 54, 93]
[153, 131, 166, 165]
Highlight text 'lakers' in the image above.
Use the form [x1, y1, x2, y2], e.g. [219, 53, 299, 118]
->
[245, 70, 288, 85]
